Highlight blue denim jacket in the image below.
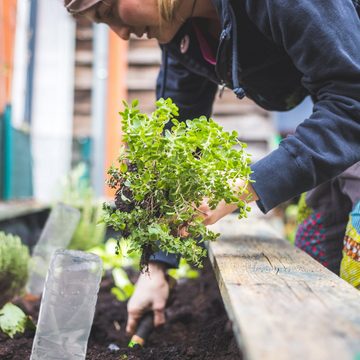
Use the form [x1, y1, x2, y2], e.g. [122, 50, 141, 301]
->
[151, 0, 360, 267]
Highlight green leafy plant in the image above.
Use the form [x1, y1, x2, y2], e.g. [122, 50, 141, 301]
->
[0, 233, 34, 338]
[0, 232, 29, 308]
[103, 98, 253, 268]
[61, 163, 106, 251]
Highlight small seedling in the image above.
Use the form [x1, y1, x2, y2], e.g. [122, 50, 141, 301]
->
[103, 98, 253, 269]
[0, 303, 35, 338]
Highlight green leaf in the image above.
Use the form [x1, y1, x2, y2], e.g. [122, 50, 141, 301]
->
[0, 303, 35, 338]
[111, 268, 134, 301]
[112, 268, 132, 288]
[131, 99, 139, 108]
[120, 162, 128, 173]
[111, 287, 127, 302]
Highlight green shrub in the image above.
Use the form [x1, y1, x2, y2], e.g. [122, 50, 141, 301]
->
[0, 232, 29, 308]
[103, 98, 252, 268]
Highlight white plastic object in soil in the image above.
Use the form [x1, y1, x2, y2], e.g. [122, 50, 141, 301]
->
[30, 249, 103, 360]
[26, 203, 81, 295]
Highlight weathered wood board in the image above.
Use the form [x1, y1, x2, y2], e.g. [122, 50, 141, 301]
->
[208, 215, 360, 360]
[0, 201, 48, 222]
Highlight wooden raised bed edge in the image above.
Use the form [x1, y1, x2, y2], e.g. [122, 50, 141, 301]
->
[208, 215, 360, 360]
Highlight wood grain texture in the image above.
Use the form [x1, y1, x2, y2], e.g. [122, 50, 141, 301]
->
[208, 215, 360, 360]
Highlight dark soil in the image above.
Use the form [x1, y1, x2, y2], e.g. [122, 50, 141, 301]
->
[0, 260, 242, 360]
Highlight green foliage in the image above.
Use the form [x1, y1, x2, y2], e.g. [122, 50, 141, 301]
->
[284, 204, 299, 244]
[68, 200, 106, 251]
[103, 98, 253, 267]
[88, 238, 139, 302]
[89, 238, 140, 271]
[0, 232, 29, 307]
[0, 303, 35, 338]
[168, 258, 199, 280]
[110, 268, 135, 302]
[61, 163, 106, 251]
[297, 193, 313, 224]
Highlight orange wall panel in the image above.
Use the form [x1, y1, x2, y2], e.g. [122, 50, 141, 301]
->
[104, 31, 128, 197]
[0, 0, 17, 112]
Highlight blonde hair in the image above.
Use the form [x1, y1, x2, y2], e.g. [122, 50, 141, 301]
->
[158, 0, 181, 22]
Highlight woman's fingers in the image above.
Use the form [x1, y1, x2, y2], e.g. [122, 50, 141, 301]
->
[126, 309, 143, 335]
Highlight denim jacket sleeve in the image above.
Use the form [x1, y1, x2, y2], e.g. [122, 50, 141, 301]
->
[246, 0, 360, 213]
[150, 47, 218, 268]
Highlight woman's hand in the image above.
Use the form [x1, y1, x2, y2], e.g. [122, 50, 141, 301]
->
[196, 179, 259, 226]
[126, 261, 170, 335]
[196, 198, 238, 225]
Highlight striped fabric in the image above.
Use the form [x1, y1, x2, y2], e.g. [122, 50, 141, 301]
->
[340, 201, 360, 289]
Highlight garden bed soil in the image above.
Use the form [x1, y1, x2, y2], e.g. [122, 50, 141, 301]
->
[0, 260, 242, 360]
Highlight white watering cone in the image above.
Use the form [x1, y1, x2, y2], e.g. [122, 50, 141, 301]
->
[30, 249, 103, 360]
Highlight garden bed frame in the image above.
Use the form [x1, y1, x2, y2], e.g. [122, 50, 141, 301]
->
[0, 201, 49, 248]
[0, 201, 48, 222]
[208, 215, 360, 360]
[1, 201, 360, 359]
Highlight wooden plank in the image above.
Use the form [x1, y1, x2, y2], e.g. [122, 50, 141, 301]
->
[128, 47, 161, 65]
[234, 141, 269, 163]
[216, 115, 275, 142]
[75, 49, 93, 66]
[73, 100, 91, 115]
[129, 36, 159, 49]
[73, 115, 92, 137]
[75, 67, 93, 90]
[208, 215, 360, 360]
[76, 26, 93, 41]
[127, 66, 158, 90]
[213, 102, 268, 117]
[213, 88, 269, 117]
[127, 90, 156, 112]
[0, 201, 48, 222]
